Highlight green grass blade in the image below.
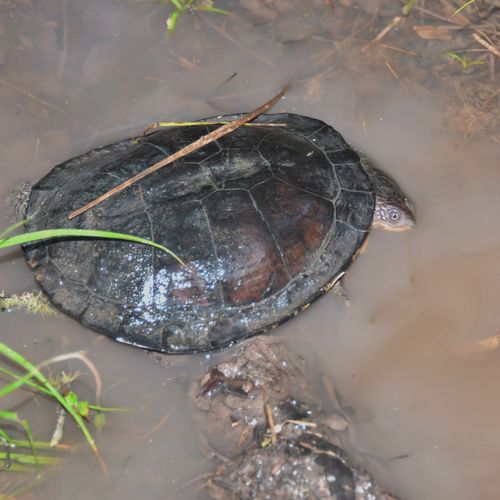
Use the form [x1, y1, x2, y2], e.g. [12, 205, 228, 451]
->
[5, 439, 70, 451]
[19, 419, 37, 465]
[166, 1, 228, 32]
[0, 428, 15, 446]
[0, 476, 48, 497]
[166, 10, 180, 31]
[0, 366, 126, 414]
[454, 0, 475, 15]
[0, 451, 57, 466]
[0, 410, 20, 422]
[154, 121, 284, 128]
[0, 219, 28, 240]
[195, 6, 229, 15]
[0, 411, 38, 466]
[402, 0, 416, 15]
[0, 342, 99, 460]
[0, 366, 49, 395]
[157, 121, 231, 127]
[446, 51, 467, 68]
[0, 462, 41, 473]
[0, 228, 185, 266]
[88, 405, 128, 412]
[446, 51, 485, 69]
[170, 0, 183, 9]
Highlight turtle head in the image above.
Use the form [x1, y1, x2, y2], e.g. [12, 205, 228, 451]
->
[373, 195, 415, 231]
[361, 159, 416, 232]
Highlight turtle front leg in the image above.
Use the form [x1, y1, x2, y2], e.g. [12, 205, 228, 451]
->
[332, 278, 350, 306]
[323, 271, 350, 306]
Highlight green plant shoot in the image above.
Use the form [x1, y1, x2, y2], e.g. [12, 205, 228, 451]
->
[446, 52, 485, 69]
[0, 222, 185, 266]
[166, 0, 229, 32]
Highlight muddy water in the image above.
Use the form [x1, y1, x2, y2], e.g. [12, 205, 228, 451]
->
[0, 1, 499, 498]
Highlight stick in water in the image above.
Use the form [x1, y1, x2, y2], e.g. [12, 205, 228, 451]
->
[68, 84, 291, 220]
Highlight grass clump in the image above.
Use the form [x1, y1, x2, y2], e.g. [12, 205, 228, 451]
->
[166, 0, 229, 32]
[0, 342, 124, 494]
[446, 51, 486, 69]
[402, 0, 416, 16]
[0, 215, 178, 492]
[0, 220, 140, 492]
[453, 0, 476, 16]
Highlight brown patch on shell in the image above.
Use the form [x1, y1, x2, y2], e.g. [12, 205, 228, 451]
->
[224, 222, 289, 306]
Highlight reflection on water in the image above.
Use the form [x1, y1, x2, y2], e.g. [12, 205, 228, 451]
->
[0, 1, 499, 498]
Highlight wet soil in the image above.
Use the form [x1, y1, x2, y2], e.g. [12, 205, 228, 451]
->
[190, 336, 394, 499]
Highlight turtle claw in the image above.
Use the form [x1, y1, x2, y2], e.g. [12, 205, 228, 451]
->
[332, 278, 350, 307]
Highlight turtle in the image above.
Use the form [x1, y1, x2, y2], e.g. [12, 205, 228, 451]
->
[23, 113, 415, 353]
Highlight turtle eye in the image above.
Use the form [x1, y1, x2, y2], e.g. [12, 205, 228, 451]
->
[388, 208, 401, 223]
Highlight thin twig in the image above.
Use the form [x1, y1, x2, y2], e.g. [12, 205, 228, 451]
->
[56, 0, 69, 81]
[68, 84, 290, 219]
[284, 419, 317, 428]
[376, 42, 420, 57]
[264, 402, 277, 446]
[472, 32, 500, 58]
[202, 15, 274, 67]
[385, 60, 410, 93]
[298, 440, 339, 458]
[361, 16, 403, 53]
[411, 5, 467, 25]
[0, 79, 66, 115]
[137, 400, 177, 441]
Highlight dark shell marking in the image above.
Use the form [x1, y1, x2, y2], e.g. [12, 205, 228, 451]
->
[24, 114, 375, 353]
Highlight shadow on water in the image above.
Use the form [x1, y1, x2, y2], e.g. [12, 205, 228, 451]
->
[0, 0, 498, 498]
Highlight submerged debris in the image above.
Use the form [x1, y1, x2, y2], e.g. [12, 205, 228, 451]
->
[190, 337, 396, 499]
[0, 290, 57, 316]
[4, 181, 33, 222]
[236, 0, 498, 140]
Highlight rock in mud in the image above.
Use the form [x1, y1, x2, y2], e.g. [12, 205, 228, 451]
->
[190, 337, 397, 499]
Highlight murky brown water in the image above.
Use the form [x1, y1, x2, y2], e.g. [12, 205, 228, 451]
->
[1, 1, 499, 498]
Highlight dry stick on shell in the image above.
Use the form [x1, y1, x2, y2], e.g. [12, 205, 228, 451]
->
[68, 84, 291, 220]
